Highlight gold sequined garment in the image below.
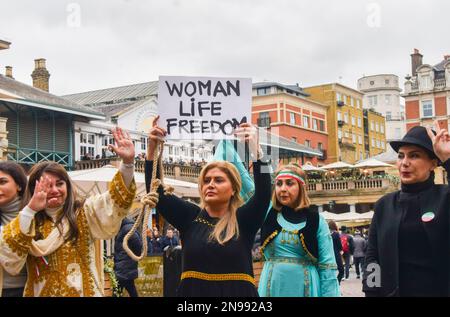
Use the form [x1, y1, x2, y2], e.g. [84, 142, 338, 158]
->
[23, 210, 94, 297]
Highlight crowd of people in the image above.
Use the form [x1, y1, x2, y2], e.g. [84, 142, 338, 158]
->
[1, 120, 450, 297]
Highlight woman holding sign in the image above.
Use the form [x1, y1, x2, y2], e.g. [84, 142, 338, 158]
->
[258, 163, 340, 297]
[145, 117, 271, 297]
[363, 123, 450, 297]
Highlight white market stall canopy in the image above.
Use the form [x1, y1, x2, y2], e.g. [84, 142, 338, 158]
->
[354, 158, 393, 168]
[321, 211, 374, 222]
[321, 161, 355, 169]
[68, 165, 199, 199]
[301, 162, 326, 172]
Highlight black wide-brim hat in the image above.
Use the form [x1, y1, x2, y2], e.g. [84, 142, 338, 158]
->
[390, 126, 440, 162]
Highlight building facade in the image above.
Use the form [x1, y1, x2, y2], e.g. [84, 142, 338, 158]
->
[304, 83, 365, 164]
[0, 59, 104, 169]
[252, 82, 328, 165]
[403, 49, 450, 132]
[363, 108, 387, 157]
[358, 74, 405, 141]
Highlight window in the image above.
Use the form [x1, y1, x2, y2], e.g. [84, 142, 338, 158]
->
[305, 140, 311, 148]
[370, 81, 375, 85]
[385, 79, 390, 85]
[257, 87, 270, 96]
[80, 132, 95, 160]
[303, 116, 309, 128]
[290, 112, 296, 125]
[191, 149, 195, 157]
[319, 120, 325, 132]
[381, 141, 385, 149]
[375, 122, 379, 132]
[368, 95, 378, 107]
[357, 100, 361, 108]
[168, 146, 173, 155]
[357, 117, 362, 128]
[358, 135, 363, 145]
[344, 113, 348, 123]
[80, 146, 94, 159]
[342, 95, 346, 104]
[174, 147, 179, 155]
[381, 125, 385, 134]
[351, 97, 354, 107]
[385, 94, 391, 105]
[360, 152, 363, 160]
[422, 100, 433, 118]
[352, 134, 356, 143]
[337, 112, 342, 121]
[318, 142, 323, 150]
[259, 111, 269, 119]
[338, 129, 343, 139]
[292, 137, 297, 143]
[312, 118, 318, 130]
[376, 139, 380, 148]
[421, 75, 431, 90]
[370, 121, 374, 131]
[345, 131, 349, 138]
[102, 135, 114, 147]
[336, 92, 341, 101]
[386, 111, 392, 120]
[140, 137, 147, 150]
[372, 138, 375, 147]
[351, 116, 356, 126]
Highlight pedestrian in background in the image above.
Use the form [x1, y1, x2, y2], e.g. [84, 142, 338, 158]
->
[352, 230, 366, 279]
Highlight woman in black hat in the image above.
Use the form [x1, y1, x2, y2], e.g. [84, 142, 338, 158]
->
[363, 122, 450, 297]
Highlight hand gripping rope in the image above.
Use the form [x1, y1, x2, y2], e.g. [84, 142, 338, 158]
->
[122, 141, 174, 261]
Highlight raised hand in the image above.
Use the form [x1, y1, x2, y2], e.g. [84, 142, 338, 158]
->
[28, 175, 53, 212]
[109, 127, 135, 164]
[233, 123, 261, 160]
[147, 115, 167, 160]
[427, 121, 450, 163]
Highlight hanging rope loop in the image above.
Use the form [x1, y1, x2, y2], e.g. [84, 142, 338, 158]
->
[122, 140, 173, 261]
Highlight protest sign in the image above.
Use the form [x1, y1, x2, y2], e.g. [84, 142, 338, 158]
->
[158, 76, 252, 140]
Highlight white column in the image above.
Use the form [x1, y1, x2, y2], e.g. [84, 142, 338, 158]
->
[349, 204, 356, 213]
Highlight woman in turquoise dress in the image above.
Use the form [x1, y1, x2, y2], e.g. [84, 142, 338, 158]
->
[258, 164, 340, 297]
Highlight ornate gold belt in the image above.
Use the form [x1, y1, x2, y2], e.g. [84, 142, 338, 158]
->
[180, 271, 256, 286]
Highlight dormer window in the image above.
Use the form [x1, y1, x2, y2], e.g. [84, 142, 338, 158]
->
[420, 75, 431, 90]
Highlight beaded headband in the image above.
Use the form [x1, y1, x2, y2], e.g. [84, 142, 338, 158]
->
[275, 170, 305, 185]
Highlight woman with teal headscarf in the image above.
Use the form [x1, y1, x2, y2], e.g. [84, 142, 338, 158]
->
[258, 163, 340, 297]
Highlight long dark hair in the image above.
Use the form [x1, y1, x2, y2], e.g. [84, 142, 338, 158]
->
[0, 161, 28, 208]
[24, 162, 84, 242]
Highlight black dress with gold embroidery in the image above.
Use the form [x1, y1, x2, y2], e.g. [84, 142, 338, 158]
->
[145, 160, 271, 297]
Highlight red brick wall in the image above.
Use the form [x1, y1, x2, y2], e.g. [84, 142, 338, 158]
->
[406, 122, 420, 131]
[435, 97, 447, 116]
[406, 100, 420, 120]
[312, 112, 325, 119]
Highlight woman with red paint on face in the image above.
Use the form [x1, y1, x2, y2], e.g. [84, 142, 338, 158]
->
[0, 127, 136, 297]
[363, 122, 450, 297]
[145, 116, 271, 297]
[258, 164, 340, 297]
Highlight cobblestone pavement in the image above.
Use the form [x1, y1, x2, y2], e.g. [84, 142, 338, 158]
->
[339, 271, 364, 297]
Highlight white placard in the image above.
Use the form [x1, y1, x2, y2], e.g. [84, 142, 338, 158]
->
[158, 76, 252, 140]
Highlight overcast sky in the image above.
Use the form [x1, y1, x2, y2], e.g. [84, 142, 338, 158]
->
[1, 0, 449, 96]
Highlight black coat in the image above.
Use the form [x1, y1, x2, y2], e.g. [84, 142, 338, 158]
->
[114, 218, 143, 280]
[363, 160, 450, 297]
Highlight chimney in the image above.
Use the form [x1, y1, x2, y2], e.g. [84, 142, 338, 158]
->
[31, 58, 50, 92]
[5, 66, 13, 79]
[410, 48, 423, 77]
